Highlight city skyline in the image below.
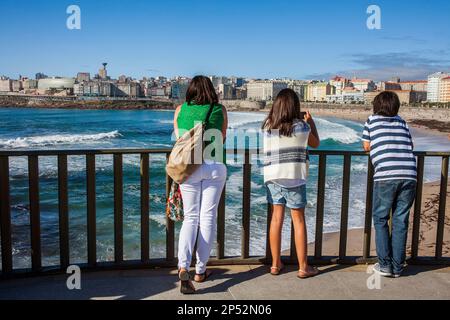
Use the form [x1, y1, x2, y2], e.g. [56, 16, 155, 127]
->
[1, 0, 450, 80]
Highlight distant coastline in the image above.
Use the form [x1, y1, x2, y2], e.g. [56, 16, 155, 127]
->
[1, 94, 449, 135]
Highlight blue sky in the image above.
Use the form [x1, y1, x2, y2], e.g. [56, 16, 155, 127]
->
[0, 0, 449, 80]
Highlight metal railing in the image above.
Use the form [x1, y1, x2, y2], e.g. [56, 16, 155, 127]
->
[0, 149, 448, 278]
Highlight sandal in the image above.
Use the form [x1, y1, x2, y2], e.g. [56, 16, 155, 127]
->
[297, 266, 319, 279]
[194, 269, 213, 283]
[178, 269, 196, 294]
[270, 264, 284, 276]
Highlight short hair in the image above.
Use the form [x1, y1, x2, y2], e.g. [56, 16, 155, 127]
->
[373, 91, 400, 117]
[185, 75, 219, 106]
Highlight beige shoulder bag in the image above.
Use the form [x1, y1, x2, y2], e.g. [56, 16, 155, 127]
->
[165, 104, 215, 184]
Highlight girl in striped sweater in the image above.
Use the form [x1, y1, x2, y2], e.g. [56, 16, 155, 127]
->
[262, 89, 320, 278]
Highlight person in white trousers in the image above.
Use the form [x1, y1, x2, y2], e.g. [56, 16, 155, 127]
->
[178, 161, 226, 275]
[172, 76, 228, 294]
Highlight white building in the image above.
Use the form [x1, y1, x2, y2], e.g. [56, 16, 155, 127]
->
[0, 79, 12, 92]
[38, 77, 75, 90]
[427, 72, 450, 102]
[246, 81, 288, 101]
[326, 91, 365, 104]
[330, 76, 350, 95]
[350, 78, 376, 92]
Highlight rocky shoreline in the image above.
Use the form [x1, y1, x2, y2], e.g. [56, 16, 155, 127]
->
[0, 95, 176, 110]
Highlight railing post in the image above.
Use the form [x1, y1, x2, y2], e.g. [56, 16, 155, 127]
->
[216, 187, 226, 259]
[411, 155, 424, 260]
[290, 221, 297, 262]
[140, 153, 150, 263]
[339, 154, 351, 260]
[436, 156, 449, 259]
[363, 159, 374, 259]
[314, 154, 326, 260]
[113, 154, 124, 263]
[0, 156, 12, 274]
[86, 154, 96, 267]
[58, 155, 70, 269]
[165, 154, 175, 262]
[241, 148, 251, 259]
[28, 155, 41, 272]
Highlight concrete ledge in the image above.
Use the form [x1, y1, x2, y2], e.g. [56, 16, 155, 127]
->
[0, 264, 449, 300]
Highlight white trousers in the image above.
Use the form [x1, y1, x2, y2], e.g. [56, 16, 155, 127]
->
[177, 162, 227, 274]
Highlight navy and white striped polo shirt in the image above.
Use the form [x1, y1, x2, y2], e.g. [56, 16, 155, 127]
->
[362, 115, 416, 182]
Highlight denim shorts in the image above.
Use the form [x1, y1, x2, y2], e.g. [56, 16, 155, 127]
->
[266, 182, 307, 209]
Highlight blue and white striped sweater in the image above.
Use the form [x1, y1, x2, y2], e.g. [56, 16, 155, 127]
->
[362, 115, 416, 182]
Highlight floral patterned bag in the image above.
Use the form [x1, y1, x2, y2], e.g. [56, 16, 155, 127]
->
[166, 181, 184, 222]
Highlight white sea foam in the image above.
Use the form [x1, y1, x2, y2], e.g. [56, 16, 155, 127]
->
[315, 118, 361, 144]
[0, 130, 122, 149]
[227, 112, 267, 129]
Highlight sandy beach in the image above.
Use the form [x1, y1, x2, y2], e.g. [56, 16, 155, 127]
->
[305, 105, 450, 136]
[307, 180, 450, 259]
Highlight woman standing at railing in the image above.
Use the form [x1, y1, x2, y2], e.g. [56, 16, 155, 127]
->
[262, 88, 320, 278]
[173, 76, 228, 294]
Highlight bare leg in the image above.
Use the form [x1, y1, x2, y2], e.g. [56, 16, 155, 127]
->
[291, 208, 319, 278]
[270, 204, 285, 269]
[291, 208, 308, 271]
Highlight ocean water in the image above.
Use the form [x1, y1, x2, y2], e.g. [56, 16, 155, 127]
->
[0, 107, 449, 269]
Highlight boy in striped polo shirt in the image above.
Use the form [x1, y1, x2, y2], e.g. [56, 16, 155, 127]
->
[362, 91, 417, 278]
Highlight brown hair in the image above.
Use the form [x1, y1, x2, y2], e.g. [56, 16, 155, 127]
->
[185, 75, 219, 105]
[373, 91, 400, 117]
[261, 88, 302, 136]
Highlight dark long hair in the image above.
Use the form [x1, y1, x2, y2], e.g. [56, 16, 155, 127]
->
[185, 75, 219, 105]
[373, 91, 400, 117]
[261, 88, 302, 136]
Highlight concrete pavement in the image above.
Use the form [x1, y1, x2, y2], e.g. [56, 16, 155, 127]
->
[0, 264, 449, 300]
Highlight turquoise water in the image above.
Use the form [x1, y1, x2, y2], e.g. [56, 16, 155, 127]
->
[0, 108, 448, 269]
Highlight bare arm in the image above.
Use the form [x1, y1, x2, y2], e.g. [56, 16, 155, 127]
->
[221, 105, 228, 142]
[363, 141, 371, 152]
[173, 105, 182, 139]
[304, 111, 320, 148]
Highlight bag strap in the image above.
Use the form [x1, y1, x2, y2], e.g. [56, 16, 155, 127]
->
[204, 103, 215, 126]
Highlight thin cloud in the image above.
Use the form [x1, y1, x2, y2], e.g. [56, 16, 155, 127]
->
[379, 36, 427, 44]
[304, 50, 450, 81]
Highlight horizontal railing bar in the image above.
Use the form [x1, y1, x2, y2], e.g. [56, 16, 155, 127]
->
[0, 148, 448, 157]
[0, 149, 173, 156]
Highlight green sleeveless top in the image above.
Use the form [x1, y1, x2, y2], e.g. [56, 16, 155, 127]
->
[176, 102, 226, 163]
